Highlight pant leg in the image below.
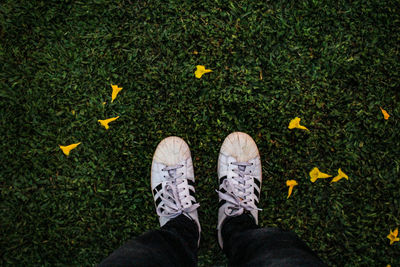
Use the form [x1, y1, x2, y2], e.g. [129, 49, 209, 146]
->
[99, 214, 199, 267]
[221, 213, 326, 267]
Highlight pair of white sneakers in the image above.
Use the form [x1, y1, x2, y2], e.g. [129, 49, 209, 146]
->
[151, 132, 262, 248]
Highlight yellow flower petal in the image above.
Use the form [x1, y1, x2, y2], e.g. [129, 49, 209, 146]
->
[380, 107, 390, 120]
[309, 168, 319, 182]
[195, 65, 212, 78]
[309, 167, 332, 183]
[98, 116, 120, 130]
[286, 180, 298, 198]
[331, 168, 349, 183]
[111, 84, 123, 102]
[387, 228, 399, 245]
[59, 142, 81, 156]
[288, 117, 309, 131]
[286, 180, 298, 187]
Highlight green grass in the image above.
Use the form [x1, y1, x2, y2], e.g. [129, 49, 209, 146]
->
[1, 0, 399, 265]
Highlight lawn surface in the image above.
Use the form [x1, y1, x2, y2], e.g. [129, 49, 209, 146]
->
[1, 0, 400, 266]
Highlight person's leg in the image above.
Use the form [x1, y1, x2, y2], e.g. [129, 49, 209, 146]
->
[221, 213, 326, 267]
[216, 132, 325, 266]
[100, 137, 201, 267]
[99, 214, 199, 267]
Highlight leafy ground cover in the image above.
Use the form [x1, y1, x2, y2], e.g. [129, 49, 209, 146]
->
[1, 0, 399, 265]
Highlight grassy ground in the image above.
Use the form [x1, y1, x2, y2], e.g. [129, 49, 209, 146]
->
[1, 0, 399, 265]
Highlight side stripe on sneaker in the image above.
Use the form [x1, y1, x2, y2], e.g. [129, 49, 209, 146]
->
[155, 196, 162, 207]
[189, 188, 196, 197]
[219, 176, 227, 184]
[218, 199, 226, 208]
[254, 187, 260, 199]
[153, 183, 162, 195]
[187, 179, 195, 187]
[218, 176, 228, 209]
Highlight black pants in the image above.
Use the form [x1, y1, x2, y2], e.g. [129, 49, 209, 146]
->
[99, 214, 326, 267]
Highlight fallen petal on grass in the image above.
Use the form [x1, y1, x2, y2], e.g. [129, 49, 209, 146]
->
[98, 116, 120, 130]
[310, 167, 332, 182]
[286, 180, 298, 198]
[288, 117, 309, 131]
[380, 107, 390, 120]
[111, 84, 123, 102]
[387, 228, 399, 245]
[195, 65, 212, 78]
[59, 142, 81, 156]
[331, 168, 349, 183]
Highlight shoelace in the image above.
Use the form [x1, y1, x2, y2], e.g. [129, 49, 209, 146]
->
[156, 164, 199, 220]
[217, 162, 261, 216]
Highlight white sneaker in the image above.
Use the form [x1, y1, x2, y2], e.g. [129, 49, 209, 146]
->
[217, 132, 262, 248]
[151, 136, 201, 241]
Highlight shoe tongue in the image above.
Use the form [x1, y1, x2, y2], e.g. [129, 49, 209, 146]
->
[238, 165, 247, 172]
[168, 169, 177, 178]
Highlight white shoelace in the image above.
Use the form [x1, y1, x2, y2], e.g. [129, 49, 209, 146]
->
[217, 162, 261, 216]
[156, 164, 199, 220]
